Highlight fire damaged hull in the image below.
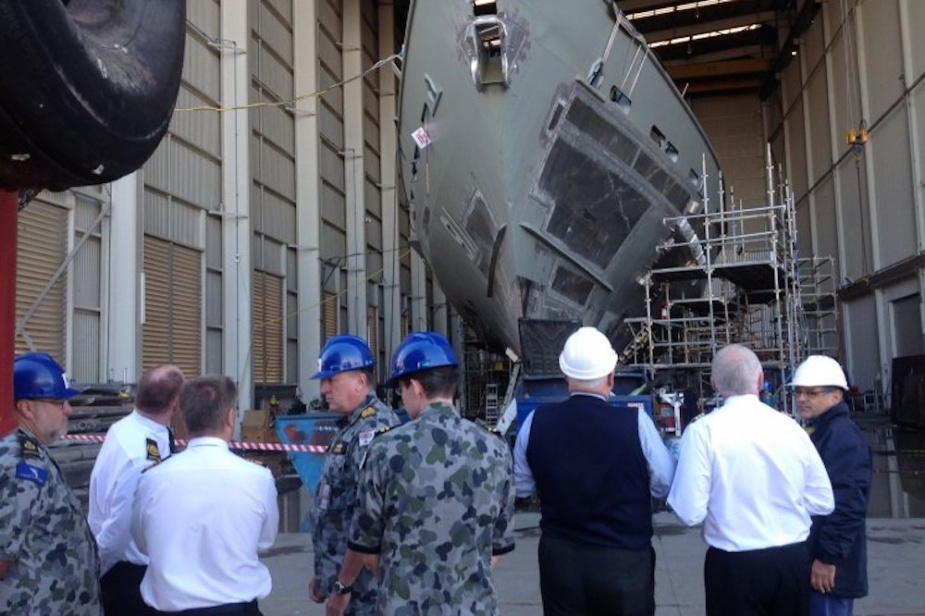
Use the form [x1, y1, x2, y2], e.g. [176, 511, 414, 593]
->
[398, 0, 720, 354]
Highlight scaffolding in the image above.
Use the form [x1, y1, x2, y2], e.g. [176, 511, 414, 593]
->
[621, 148, 837, 415]
[461, 325, 511, 421]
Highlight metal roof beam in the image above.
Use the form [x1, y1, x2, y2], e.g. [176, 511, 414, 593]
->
[667, 58, 771, 80]
[644, 10, 777, 43]
[665, 44, 767, 63]
[618, 0, 688, 12]
[681, 77, 766, 95]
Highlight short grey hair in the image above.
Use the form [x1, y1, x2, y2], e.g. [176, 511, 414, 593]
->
[711, 344, 762, 397]
[180, 375, 237, 435]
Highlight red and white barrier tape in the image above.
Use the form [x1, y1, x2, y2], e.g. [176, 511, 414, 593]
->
[63, 433, 327, 453]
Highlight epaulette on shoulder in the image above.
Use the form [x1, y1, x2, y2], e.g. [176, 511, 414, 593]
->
[18, 433, 42, 460]
[145, 438, 162, 464]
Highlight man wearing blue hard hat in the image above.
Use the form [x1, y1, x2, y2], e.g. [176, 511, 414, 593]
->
[327, 332, 516, 616]
[307, 335, 399, 615]
[0, 352, 102, 615]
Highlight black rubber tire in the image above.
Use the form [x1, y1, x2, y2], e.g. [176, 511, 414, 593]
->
[0, 0, 186, 191]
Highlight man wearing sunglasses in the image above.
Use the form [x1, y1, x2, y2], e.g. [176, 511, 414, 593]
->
[0, 352, 101, 615]
[791, 355, 872, 616]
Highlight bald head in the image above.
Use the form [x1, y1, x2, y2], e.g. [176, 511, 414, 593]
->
[711, 344, 763, 398]
[136, 365, 185, 421]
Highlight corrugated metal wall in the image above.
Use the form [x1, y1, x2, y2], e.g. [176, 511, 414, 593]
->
[362, 0, 385, 366]
[691, 96, 766, 209]
[71, 191, 106, 382]
[140, 1, 224, 377]
[185, 0, 225, 377]
[318, 0, 348, 340]
[142, 236, 202, 377]
[771, 0, 925, 395]
[15, 199, 69, 365]
[249, 0, 297, 384]
[16, 187, 109, 383]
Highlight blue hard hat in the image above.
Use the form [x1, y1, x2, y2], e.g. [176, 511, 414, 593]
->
[386, 332, 459, 387]
[311, 335, 375, 380]
[14, 352, 80, 401]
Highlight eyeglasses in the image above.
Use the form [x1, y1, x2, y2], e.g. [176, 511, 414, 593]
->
[793, 388, 832, 399]
[33, 398, 69, 409]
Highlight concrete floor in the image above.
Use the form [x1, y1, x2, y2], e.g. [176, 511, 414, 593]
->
[259, 512, 925, 615]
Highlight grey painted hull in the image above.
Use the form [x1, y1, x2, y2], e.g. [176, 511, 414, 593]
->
[398, 0, 720, 354]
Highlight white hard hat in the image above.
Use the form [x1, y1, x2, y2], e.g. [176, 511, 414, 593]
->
[790, 355, 848, 390]
[559, 327, 617, 380]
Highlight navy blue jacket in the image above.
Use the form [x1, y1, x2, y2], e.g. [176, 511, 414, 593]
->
[807, 401, 872, 598]
[526, 395, 653, 550]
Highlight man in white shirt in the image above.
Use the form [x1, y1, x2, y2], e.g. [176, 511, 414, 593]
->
[132, 376, 279, 615]
[89, 364, 184, 616]
[668, 344, 834, 616]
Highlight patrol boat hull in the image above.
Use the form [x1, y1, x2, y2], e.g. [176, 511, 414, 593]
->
[398, 0, 720, 353]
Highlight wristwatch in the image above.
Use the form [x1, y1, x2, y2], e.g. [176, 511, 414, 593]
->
[332, 580, 353, 595]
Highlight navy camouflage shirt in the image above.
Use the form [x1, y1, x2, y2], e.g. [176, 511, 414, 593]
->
[0, 429, 101, 615]
[311, 396, 400, 614]
[348, 402, 515, 615]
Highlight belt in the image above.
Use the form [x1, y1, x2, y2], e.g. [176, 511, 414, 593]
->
[155, 600, 259, 616]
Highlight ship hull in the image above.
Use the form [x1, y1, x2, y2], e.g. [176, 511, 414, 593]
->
[398, 0, 720, 354]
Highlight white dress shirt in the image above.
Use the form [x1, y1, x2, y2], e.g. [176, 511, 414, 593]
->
[513, 394, 676, 498]
[89, 410, 171, 574]
[132, 437, 279, 611]
[668, 394, 834, 551]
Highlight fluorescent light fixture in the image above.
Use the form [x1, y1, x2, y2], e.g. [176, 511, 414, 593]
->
[650, 23, 761, 49]
[627, 0, 739, 21]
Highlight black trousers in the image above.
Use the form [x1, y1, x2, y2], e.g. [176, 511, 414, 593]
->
[101, 561, 157, 616]
[152, 601, 262, 616]
[538, 535, 656, 616]
[704, 542, 810, 616]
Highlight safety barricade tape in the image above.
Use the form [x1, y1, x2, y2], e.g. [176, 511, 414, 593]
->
[63, 433, 328, 453]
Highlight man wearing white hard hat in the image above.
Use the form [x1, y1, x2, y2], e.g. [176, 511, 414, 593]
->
[513, 326, 675, 616]
[791, 355, 872, 616]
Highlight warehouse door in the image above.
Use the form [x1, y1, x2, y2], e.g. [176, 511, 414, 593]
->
[143, 235, 201, 377]
[253, 270, 283, 384]
[16, 201, 68, 361]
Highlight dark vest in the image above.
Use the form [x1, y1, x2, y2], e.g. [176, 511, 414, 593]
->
[526, 395, 653, 550]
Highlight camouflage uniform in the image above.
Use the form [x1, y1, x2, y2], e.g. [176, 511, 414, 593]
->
[311, 396, 400, 614]
[0, 429, 102, 615]
[348, 401, 516, 616]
